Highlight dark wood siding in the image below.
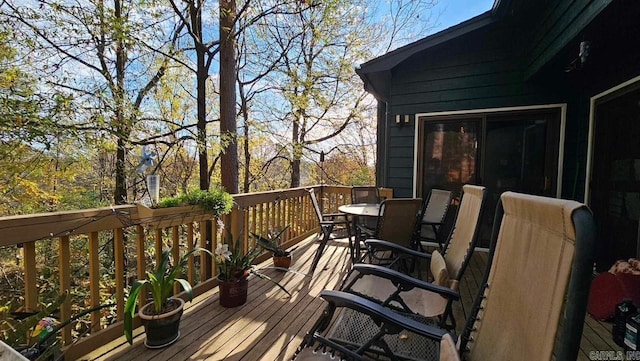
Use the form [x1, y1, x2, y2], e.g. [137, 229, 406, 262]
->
[383, 22, 570, 196]
[379, 0, 639, 199]
[525, 0, 612, 78]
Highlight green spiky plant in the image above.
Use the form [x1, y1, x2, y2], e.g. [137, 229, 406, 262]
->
[251, 226, 294, 257]
[215, 233, 292, 296]
[123, 247, 211, 345]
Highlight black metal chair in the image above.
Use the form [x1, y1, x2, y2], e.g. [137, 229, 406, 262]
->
[350, 186, 381, 245]
[351, 186, 380, 204]
[308, 188, 352, 275]
[355, 198, 422, 263]
[416, 188, 453, 252]
[349, 185, 487, 330]
[294, 191, 597, 361]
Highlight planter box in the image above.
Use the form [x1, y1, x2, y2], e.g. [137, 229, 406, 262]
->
[134, 204, 214, 229]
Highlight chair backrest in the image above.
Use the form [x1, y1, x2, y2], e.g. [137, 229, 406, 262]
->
[307, 188, 323, 223]
[462, 192, 596, 361]
[351, 186, 380, 204]
[419, 189, 453, 240]
[442, 185, 486, 280]
[375, 198, 423, 249]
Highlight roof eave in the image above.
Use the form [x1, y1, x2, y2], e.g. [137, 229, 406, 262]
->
[357, 10, 497, 75]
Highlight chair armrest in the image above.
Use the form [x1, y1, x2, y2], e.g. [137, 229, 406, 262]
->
[365, 239, 432, 261]
[348, 263, 460, 300]
[356, 224, 376, 237]
[320, 290, 448, 340]
[421, 221, 442, 226]
[323, 213, 348, 220]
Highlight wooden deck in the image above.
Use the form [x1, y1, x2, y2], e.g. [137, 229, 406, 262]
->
[85, 236, 622, 361]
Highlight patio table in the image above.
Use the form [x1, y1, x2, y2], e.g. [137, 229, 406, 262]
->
[338, 203, 381, 261]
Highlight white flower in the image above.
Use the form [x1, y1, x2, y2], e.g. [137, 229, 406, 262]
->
[215, 243, 232, 262]
[217, 218, 225, 233]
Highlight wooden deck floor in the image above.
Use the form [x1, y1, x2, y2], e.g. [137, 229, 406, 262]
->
[85, 236, 622, 361]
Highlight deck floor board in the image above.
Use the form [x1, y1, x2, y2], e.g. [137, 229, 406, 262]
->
[86, 236, 622, 361]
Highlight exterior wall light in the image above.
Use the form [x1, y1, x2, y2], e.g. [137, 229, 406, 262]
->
[395, 114, 411, 126]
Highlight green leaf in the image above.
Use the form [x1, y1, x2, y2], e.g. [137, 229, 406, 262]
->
[124, 280, 148, 345]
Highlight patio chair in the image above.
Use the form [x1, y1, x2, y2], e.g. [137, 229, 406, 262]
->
[350, 186, 381, 243]
[351, 186, 380, 204]
[347, 185, 487, 329]
[416, 188, 453, 252]
[355, 198, 422, 262]
[308, 188, 352, 274]
[293, 191, 596, 361]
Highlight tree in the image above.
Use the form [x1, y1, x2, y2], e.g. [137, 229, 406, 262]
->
[1, 0, 184, 204]
[219, 0, 238, 193]
[240, 0, 437, 188]
[167, 0, 216, 191]
[169, 0, 303, 193]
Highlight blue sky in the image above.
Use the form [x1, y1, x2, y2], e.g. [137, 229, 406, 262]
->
[430, 0, 495, 33]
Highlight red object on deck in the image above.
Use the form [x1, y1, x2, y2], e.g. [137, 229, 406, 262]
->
[588, 267, 640, 321]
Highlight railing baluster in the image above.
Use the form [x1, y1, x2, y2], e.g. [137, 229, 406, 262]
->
[287, 198, 292, 237]
[243, 209, 250, 248]
[88, 232, 100, 332]
[154, 229, 162, 267]
[211, 218, 218, 278]
[258, 203, 264, 238]
[187, 223, 194, 285]
[266, 202, 271, 235]
[114, 228, 125, 321]
[58, 235, 71, 344]
[250, 206, 257, 238]
[23, 242, 37, 312]
[199, 221, 206, 281]
[172, 226, 180, 295]
[136, 225, 146, 307]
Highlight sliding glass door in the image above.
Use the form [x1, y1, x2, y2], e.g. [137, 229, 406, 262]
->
[418, 109, 561, 246]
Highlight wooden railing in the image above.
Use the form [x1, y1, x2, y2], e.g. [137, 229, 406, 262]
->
[0, 185, 392, 359]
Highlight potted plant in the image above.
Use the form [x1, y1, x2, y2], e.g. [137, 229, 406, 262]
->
[2, 292, 113, 361]
[251, 226, 296, 269]
[215, 237, 291, 308]
[124, 247, 211, 348]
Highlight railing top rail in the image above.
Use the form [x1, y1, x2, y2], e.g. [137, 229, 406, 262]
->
[0, 186, 391, 247]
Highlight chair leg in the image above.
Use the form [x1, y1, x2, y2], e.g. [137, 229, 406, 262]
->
[438, 302, 456, 331]
[310, 224, 333, 275]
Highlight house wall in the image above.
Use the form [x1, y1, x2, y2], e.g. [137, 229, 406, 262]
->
[383, 22, 571, 197]
[380, 0, 638, 199]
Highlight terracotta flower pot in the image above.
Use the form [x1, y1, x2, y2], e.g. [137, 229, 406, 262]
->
[273, 255, 292, 269]
[139, 297, 185, 348]
[218, 275, 249, 308]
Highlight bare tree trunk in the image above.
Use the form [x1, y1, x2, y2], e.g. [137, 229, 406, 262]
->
[113, 0, 128, 204]
[290, 112, 301, 188]
[188, 1, 210, 192]
[220, 0, 238, 194]
[239, 86, 251, 193]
